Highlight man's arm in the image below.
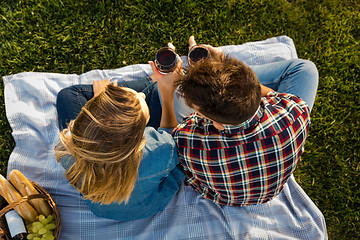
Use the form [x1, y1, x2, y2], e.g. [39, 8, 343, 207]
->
[260, 84, 274, 97]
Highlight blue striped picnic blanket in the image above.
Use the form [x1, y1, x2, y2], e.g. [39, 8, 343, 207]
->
[2, 36, 327, 239]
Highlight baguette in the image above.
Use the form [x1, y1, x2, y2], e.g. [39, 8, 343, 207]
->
[9, 170, 52, 217]
[0, 174, 38, 222]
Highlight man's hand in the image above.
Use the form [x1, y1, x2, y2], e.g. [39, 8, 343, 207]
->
[93, 79, 118, 98]
[188, 35, 224, 58]
[188, 35, 197, 50]
[260, 84, 274, 97]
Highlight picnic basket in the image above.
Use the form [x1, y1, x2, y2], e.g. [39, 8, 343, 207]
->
[0, 181, 61, 240]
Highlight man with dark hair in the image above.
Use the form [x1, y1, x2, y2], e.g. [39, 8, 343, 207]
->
[172, 36, 318, 206]
[179, 53, 262, 126]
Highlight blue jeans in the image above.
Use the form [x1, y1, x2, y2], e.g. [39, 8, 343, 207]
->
[56, 77, 162, 130]
[57, 59, 318, 129]
[252, 59, 318, 111]
[174, 59, 319, 121]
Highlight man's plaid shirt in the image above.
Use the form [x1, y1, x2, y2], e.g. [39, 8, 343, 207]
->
[172, 92, 310, 206]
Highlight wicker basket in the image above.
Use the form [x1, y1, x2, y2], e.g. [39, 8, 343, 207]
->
[0, 181, 61, 240]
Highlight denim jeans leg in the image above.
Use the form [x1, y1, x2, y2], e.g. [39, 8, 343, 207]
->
[56, 78, 161, 131]
[250, 59, 319, 111]
[141, 82, 162, 129]
[119, 77, 153, 92]
[56, 84, 93, 130]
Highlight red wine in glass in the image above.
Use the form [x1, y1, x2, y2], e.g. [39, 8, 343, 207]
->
[155, 47, 178, 74]
[188, 45, 209, 66]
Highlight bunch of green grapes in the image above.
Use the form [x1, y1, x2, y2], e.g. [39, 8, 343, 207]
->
[26, 214, 57, 240]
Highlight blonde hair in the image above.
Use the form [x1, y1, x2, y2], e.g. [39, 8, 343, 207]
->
[55, 85, 147, 204]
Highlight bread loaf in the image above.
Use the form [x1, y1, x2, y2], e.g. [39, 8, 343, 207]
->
[0, 174, 38, 222]
[9, 170, 52, 217]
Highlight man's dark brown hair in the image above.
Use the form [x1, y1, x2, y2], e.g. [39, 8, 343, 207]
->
[178, 54, 261, 125]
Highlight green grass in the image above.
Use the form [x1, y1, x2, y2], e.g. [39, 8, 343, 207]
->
[0, 0, 359, 238]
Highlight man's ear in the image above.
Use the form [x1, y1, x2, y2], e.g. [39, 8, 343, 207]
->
[213, 121, 225, 131]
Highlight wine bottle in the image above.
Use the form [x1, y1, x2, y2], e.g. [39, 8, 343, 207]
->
[4, 210, 27, 240]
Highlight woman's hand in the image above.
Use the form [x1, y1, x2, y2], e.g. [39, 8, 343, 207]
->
[149, 43, 183, 93]
[93, 79, 118, 98]
[149, 42, 182, 129]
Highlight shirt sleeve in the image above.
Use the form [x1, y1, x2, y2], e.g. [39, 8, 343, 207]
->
[137, 127, 179, 180]
[264, 91, 311, 148]
[158, 127, 174, 134]
[266, 91, 310, 112]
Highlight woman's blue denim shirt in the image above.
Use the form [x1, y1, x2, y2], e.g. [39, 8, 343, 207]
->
[59, 127, 185, 221]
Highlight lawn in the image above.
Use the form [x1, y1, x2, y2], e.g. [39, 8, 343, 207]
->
[0, 0, 359, 239]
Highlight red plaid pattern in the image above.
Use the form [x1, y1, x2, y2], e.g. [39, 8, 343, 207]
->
[172, 92, 310, 206]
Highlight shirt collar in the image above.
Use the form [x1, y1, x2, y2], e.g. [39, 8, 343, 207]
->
[222, 106, 263, 133]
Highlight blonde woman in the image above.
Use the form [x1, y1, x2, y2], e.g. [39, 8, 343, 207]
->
[55, 56, 185, 221]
